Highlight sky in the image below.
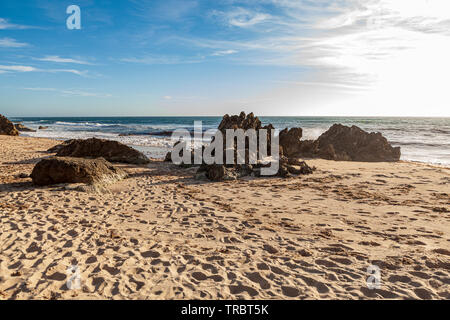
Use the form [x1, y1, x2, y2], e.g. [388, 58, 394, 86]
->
[0, 0, 449, 117]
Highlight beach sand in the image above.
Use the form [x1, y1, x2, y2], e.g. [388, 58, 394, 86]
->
[0, 135, 449, 300]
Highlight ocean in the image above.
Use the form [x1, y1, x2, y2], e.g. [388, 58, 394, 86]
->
[9, 116, 450, 166]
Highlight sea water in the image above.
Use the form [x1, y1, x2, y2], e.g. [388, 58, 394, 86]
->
[10, 116, 450, 166]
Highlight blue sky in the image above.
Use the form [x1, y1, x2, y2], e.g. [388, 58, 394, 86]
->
[1, 0, 450, 117]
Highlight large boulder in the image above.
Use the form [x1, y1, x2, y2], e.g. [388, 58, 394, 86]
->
[31, 157, 127, 186]
[0, 114, 19, 136]
[55, 138, 150, 164]
[295, 124, 401, 162]
[14, 123, 36, 132]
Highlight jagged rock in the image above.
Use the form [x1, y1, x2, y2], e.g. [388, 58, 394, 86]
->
[55, 138, 150, 164]
[38, 126, 49, 130]
[197, 112, 275, 180]
[296, 124, 401, 162]
[0, 114, 19, 136]
[14, 123, 36, 132]
[279, 128, 303, 158]
[218, 111, 262, 133]
[218, 112, 274, 159]
[31, 157, 127, 186]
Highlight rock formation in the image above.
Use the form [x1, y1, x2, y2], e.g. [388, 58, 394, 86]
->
[0, 114, 19, 136]
[31, 157, 127, 186]
[291, 124, 401, 162]
[55, 138, 150, 164]
[193, 112, 314, 181]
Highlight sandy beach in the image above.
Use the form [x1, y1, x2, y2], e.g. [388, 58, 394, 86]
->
[0, 135, 449, 300]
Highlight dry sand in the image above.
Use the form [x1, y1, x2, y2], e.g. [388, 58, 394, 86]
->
[0, 135, 449, 300]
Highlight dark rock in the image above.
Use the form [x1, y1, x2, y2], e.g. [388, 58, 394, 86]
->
[47, 140, 75, 153]
[218, 111, 262, 133]
[0, 114, 19, 136]
[31, 157, 127, 186]
[55, 138, 150, 164]
[14, 123, 36, 132]
[217, 112, 274, 159]
[296, 124, 401, 162]
[38, 126, 49, 130]
[279, 128, 303, 158]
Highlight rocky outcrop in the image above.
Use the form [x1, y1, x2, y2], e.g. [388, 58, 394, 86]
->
[14, 123, 36, 132]
[31, 157, 127, 186]
[55, 138, 150, 164]
[38, 126, 49, 130]
[0, 115, 19, 136]
[218, 112, 275, 159]
[193, 112, 314, 181]
[279, 128, 303, 158]
[293, 124, 401, 162]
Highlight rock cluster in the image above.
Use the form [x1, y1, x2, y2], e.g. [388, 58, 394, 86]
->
[0, 114, 19, 136]
[195, 112, 314, 181]
[166, 113, 401, 181]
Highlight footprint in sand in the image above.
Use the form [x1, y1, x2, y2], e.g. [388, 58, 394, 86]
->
[281, 286, 300, 297]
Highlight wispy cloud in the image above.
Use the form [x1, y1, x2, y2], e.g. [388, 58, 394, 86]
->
[211, 49, 238, 56]
[121, 55, 203, 65]
[34, 56, 93, 65]
[173, 0, 450, 91]
[0, 65, 89, 76]
[0, 65, 37, 72]
[22, 87, 112, 98]
[0, 37, 29, 48]
[212, 7, 272, 27]
[0, 18, 32, 30]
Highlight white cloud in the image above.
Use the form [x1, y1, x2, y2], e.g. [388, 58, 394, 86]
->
[0, 37, 28, 48]
[0, 65, 88, 77]
[0, 65, 37, 72]
[224, 7, 272, 27]
[0, 18, 31, 30]
[34, 56, 93, 65]
[187, 0, 450, 115]
[211, 50, 238, 56]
